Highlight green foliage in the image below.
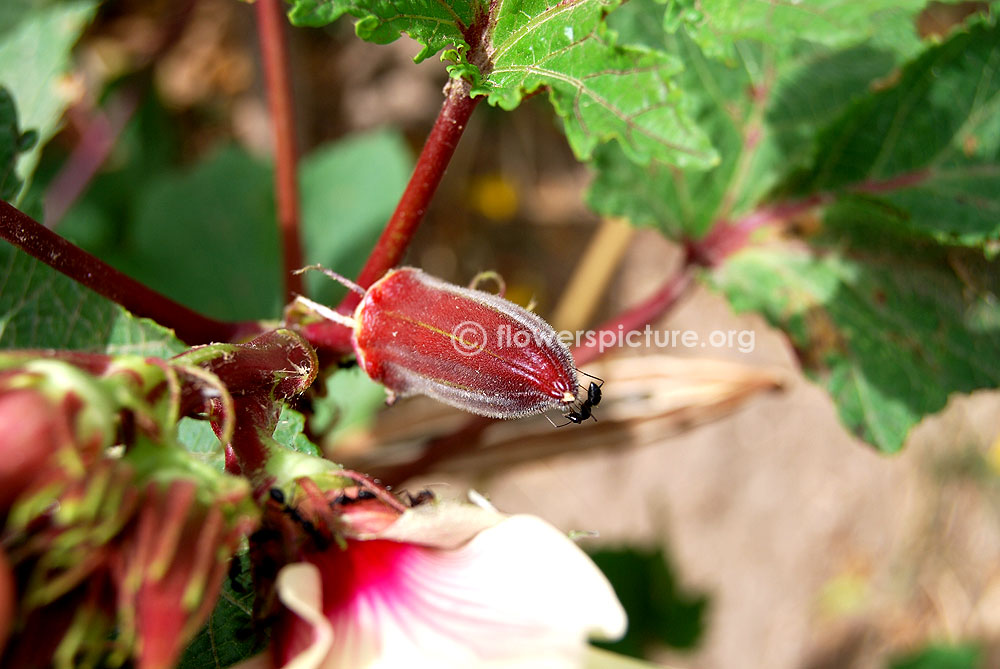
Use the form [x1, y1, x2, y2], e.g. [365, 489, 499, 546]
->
[461, 0, 717, 167]
[178, 552, 265, 669]
[0, 0, 97, 198]
[300, 129, 413, 305]
[53, 92, 179, 252]
[55, 126, 413, 321]
[105, 146, 283, 322]
[311, 365, 388, 445]
[585, 3, 1000, 452]
[786, 19, 1000, 249]
[177, 417, 226, 469]
[180, 406, 320, 470]
[888, 642, 983, 669]
[274, 405, 322, 457]
[663, 0, 925, 60]
[587, 0, 920, 238]
[0, 87, 37, 201]
[588, 546, 709, 658]
[289, 0, 477, 62]
[0, 242, 185, 356]
[288, 0, 716, 168]
[713, 246, 1000, 453]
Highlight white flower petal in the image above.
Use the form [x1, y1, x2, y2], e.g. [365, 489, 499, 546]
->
[370, 499, 504, 548]
[293, 514, 626, 669]
[276, 563, 335, 669]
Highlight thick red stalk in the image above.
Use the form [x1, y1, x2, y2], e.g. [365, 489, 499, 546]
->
[256, 0, 304, 301]
[299, 78, 482, 355]
[347, 78, 481, 302]
[572, 268, 695, 367]
[0, 201, 254, 344]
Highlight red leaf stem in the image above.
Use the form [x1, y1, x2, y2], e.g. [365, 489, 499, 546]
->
[256, 0, 304, 301]
[346, 78, 481, 305]
[571, 268, 695, 367]
[297, 78, 482, 356]
[43, 88, 141, 229]
[0, 201, 256, 344]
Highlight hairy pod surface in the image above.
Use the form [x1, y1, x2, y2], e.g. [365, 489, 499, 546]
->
[351, 268, 578, 419]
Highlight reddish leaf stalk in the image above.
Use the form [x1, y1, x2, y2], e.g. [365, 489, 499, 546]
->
[689, 194, 829, 267]
[256, 0, 304, 301]
[44, 89, 141, 229]
[300, 78, 482, 355]
[350, 78, 481, 300]
[0, 201, 253, 344]
[572, 268, 695, 367]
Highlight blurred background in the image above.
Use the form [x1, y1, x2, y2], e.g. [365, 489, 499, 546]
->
[17, 0, 1000, 666]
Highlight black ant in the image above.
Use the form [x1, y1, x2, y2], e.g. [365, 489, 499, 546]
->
[227, 554, 248, 594]
[399, 489, 435, 507]
[557, 373, 604, 427]
[268, 487, 330, 549]
[332, 488, 377, 506]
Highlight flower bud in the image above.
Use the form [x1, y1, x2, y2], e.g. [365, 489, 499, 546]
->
[350, 268, 579, 419]
[0, 389, 65, 510]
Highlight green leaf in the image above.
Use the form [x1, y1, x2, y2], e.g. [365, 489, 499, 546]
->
[0, 86, 37, 201]
[103, 311, 186, 358]
[177, 552, 265, 669]
[288, 0, 716, 168]
[0, 0, 97, 198]
[177, 417, 224, 470]
[0, 242, 185, 356]
[888, 642, 982, 669]
[106, 146, 282, 321]
[289, 0, 477, 63]
[274, 405, 321, 457]
[466, 0, 717, 168]
[310, 365, 387, 445]
[664, 0, 924, 61]
[588, 546, 709, 657]
[587, 0, 918, 239]
[300, 128, 413, 305]
[712, 244, 1000, 453]
[179, 406, 321, 470]
[787, 19, 1000, 249]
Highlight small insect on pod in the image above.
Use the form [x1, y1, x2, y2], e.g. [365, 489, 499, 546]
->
[556, 375, 604, 427]
[293, 266, 599, 425]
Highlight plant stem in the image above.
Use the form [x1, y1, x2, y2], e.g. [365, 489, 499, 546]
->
[256, 0, 304, 301]
[688, 194, 829, 266]
[344, 77, 481, 307]
[297, 78, 482, 355]
[44, 88, 141, 229]
[572, 266, 695, 367]
[0, 201, 256, 344]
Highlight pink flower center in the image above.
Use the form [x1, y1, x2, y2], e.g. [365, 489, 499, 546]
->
[313, 539, 415, 615]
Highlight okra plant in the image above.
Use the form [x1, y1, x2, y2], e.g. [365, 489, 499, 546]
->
[0, 0, 998, 667]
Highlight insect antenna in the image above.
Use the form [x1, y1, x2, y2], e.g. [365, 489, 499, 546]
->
[293, 264, 366, 295]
